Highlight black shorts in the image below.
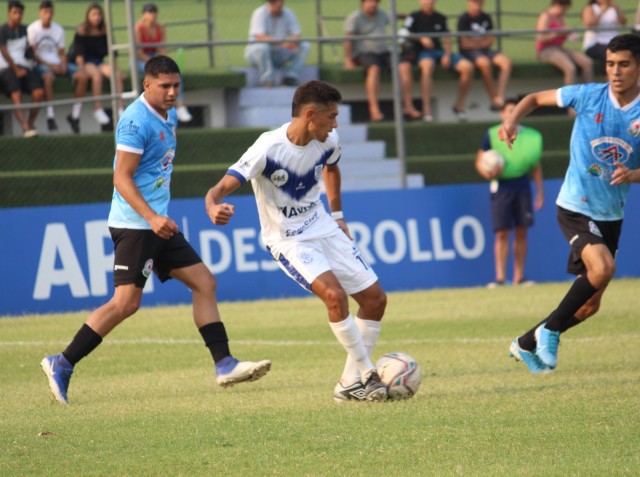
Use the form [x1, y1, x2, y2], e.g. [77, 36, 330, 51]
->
[0, 67, 43, 96]
[490, 178, 533, 232]
[354, 52, 391, 72]
[556, 206, 622, 276]
[110, 228, 202, 288]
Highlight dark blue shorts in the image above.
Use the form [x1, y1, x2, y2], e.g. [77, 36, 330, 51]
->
[354, 52, 391, 71]
[490, 177, 533, 232]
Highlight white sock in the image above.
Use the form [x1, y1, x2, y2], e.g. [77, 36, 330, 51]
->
[329, 314, 375, 385]
[72, 103, 82, 119]
[47, 106, 54, 118]
[340, 317, 382, 385]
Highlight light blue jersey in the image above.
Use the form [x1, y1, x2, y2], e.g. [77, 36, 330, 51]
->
[108, 94, 177, 229]
[557, 83, 640, 220]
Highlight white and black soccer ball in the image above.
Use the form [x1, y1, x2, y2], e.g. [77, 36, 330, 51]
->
[376, 352, 421, 399]
[479, 149, 505, 175]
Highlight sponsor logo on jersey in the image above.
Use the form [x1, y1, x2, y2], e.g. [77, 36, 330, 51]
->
[118, 120, 139, 137]
[314, 165, 323, 181]
[142, 259, 153, 278]
[285, 211, 319, 237]
[271, 169, 288, 187]
[628, 118, 640, 137]
[595, 113, 603, 124]
[589, 137, 632, 180]
[160, 131, 165, 141]
[279, 201, 318, 218]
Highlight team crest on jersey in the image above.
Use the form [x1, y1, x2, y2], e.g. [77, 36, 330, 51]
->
[271, 169, 288, 187]
[628, 119, 640, 137]
[142, 259, 154, 278]
[588, 221, 602, 238]
[314, 165, 323, 181]
[589, 137, 632, 180]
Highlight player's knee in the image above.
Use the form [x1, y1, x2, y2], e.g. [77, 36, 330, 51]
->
[370, 289, 387, 316]
[324, 286, 348, 309]
[118, 300, 141, 319]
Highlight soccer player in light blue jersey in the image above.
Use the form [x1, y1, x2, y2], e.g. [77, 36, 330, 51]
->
[500, 34, 640, 373]
[40, 56, 271, 405]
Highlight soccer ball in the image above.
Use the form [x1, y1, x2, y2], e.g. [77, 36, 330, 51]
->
[376, 352, 421, 399]
[479, 149, 504, 175]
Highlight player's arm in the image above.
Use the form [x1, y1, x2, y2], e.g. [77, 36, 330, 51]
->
[205, 174, 242, 225]
[498, 89, 557, 148]
[323, 164, 351, 238]
[113, 149, 178, 239]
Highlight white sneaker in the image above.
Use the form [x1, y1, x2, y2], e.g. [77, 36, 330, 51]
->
[23, 128, 38, 138]
[176, 105, 192, 122]
[93, 108, 110, 125]
[118, 107, 125, 117]
[216, 359, 271, 388]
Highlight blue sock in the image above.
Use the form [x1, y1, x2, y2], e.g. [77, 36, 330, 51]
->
[215, 356, 238, 375]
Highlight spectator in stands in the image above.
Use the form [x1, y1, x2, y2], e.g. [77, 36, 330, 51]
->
[457, 0, 512, 111]
[536, 0, 593, 86]
[67, 2, 125, 127]
[581, 0, 627, 62]
[634, 1, 640, 34]
[344, 0, 391, 122]
[245, 0, 311, 87]
[398, 0, 474, 122]
[475, 98, 544, 288]
[135, 2, 191, 122]
[0, 0, 43, 137]
[28, 0, 89, 134]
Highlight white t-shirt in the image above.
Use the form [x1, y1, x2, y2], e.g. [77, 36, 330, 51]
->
[227, 123, 342, 247]
[247, 5, 301, 41]
[583, 4, 622, 51]
[27, 20, 65, 65]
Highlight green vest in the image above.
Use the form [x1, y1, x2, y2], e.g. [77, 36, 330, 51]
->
[488, 125, 543, 180]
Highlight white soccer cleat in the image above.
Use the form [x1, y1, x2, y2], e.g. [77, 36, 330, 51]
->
[216, 359, 271, 388]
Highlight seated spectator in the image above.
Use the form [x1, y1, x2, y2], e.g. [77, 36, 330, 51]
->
[0, 0, 43, 137]
[581, 0, 626, 62]
[536, 0, 593, 86]
[135, 2, 191, 122]
[67, 2, 125, 126]
[344, 0, 391, 122]
[28, 0, 89, 134]
[245, 0, 311, 87]
[457, 0, 512, 111]
[398, 0, 473, 122]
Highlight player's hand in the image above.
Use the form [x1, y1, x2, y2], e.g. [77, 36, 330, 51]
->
[610, 162, 637, 185]
[150, 215, 179, 239]
[336, 218, 353, 240]
[498, 122, 518, 150]
[208, 203, 235, 225]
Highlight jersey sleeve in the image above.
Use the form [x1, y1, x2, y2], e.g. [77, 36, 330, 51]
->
[116, 114, 147, 155]
[226, 135, 268, 185]
[326, 131, 342, 165]
[557, 84, 584, 111]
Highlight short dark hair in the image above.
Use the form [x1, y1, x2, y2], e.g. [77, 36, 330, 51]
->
[39, 1, 53, 9]
[8, 1, 24, 11]
[144, 55, 180, 78]
[551, 0, 571, 6]
[501, 97, 519, 111]
[607, 34, 640, 61]
[291, 80, 342, 117]
[142, 3, 157, 13]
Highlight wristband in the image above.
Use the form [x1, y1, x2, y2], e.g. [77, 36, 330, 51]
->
[330, 211, 344, 220]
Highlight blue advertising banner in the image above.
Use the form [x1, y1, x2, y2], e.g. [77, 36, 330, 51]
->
[2, 180, 639, 316]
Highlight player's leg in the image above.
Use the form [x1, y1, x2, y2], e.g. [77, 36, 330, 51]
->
[165, 238, 270, 388]
[512, 226, 528, 285]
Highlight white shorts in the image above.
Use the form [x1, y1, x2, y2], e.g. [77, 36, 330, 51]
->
[269, 230, 378, 295]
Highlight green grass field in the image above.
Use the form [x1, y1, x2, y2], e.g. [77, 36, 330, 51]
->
[2, 279, 639, 476]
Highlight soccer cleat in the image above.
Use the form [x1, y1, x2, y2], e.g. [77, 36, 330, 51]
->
[216, 358, 271, 388]
[40, 354, 73, 404]
[362, 370, 387, 401]
[333, 381, 367, 403]
[66, 114, 80, 134]
[509, 338, 551, 374]
[535, 325, 561, 369]
[47, 118, 58, 132]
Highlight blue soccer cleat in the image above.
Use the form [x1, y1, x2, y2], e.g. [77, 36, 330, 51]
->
[215, 356, 271, 388]
[535, 325, 561, 369]
[509, 338, 552, 374]
[40, 354, 74, 404]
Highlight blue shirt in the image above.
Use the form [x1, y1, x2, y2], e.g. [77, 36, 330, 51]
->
[557, 83, 640, 220]
[108, 94, 177, 229]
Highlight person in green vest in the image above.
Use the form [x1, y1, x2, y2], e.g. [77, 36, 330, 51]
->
[475, 98, 544, 287]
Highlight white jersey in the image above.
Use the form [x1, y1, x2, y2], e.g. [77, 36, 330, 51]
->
[27, 20, 65, 65]
[227, 123, 342, 247]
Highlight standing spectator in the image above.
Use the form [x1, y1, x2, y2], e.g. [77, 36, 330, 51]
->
[40, 56, 271, 405]
[67, 2, 125, 127]
[475, 98, 544, 288]
[634, 1, 640, 33]
[536, 0, 593, 86]
[245, 0, 311, 87]
[502, 34, 640, 374]
[581, 0, 627, 62]
[398, 0, 474, 122]
[28, 0, 89, 134]
[0, 0, 43, 137]
[344, 0, 391, 122]
[205, 80, 388, 402]
[457, 0, 512, 111]
[135, 2, 191, 122]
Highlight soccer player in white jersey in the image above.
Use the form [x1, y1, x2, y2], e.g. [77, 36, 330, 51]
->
[205, 80, 388, 402]
[40, 56, 271, 405]
[500, 34, 640, 373]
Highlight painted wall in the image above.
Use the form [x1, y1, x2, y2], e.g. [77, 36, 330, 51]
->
[2, 180, 639, 316]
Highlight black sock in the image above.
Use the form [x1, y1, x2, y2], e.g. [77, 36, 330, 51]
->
[544, 275, 598, 331]
[518, 316, 583, 351]
[198, 322, 231, 364]
[62, 323, 103, 366]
